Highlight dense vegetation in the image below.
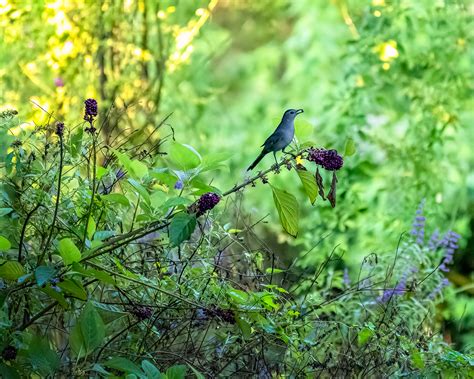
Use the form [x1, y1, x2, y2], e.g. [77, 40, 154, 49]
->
[0, 0, 472, 377]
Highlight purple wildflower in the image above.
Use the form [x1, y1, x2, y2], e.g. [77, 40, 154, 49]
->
[411, 199, 426, 245]
[55, 122, 65, 137]
[174, 180, 184, 190]
[189, 192, 221, 216]
[54, 77, 64, 87]
[439, 231, 460, 272]
[378, 267, 417, 303]
[84, 98, 98, 133]
[428, 278, 450, 300]
[115, 169, 126, 180]
[427, 229, 440, 251]
[343, 268, 351, 287]
[307, 148, 344, 171]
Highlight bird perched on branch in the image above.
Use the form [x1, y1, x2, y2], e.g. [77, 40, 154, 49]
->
[247, 108, 304, 171]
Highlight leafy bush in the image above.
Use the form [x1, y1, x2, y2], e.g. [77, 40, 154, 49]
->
[0, 106, 471, 377]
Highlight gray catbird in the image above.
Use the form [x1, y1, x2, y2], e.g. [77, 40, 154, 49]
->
[247, 108, 304, 171]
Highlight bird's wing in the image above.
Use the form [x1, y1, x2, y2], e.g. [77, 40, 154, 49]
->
[261, 123, 283, 148]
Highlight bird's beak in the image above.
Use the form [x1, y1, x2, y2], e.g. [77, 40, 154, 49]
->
[296, 109, 304, 114]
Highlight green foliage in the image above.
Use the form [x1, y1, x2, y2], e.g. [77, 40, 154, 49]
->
[0, 0, 472, 377]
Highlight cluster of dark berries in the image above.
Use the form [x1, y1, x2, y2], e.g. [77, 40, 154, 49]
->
[55, 122, 65, 137]
[84, 98, 98, 122]
[11, 140, 22, 148]
[189, 192, 221, 216]
[1, 345, 17, 361]
[307, 148, 344, 171]
[198, 307, 235, 324]
[130, 306, 153, 320]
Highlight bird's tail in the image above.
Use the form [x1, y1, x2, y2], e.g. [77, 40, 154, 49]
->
[247, 151, 266, 171]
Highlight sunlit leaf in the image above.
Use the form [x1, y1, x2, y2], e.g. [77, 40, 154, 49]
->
[168, 142, 201, 170]
[0, 261, 24, 280]
[297, 169, 318, 205]
[0, 235, 11, 251]
[58, 238, 81, 265]
[270, 185, 299, 237]
[103, 357, 143, 376]
[344, 137, 356, 156]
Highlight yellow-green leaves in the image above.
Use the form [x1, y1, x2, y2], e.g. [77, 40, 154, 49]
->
[271, 185, 299, 237]
[0, 261, 25, 280]
[0, 235, 11, 251]
[297, 169, 318, 205]
[344, 137, 356, 157]
[168, 142, 201, 170]
[58, 238, 81, 265]
[113, 149, 149, 179]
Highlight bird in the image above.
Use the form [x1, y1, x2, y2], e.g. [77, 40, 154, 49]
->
[247, 108, 304, 171]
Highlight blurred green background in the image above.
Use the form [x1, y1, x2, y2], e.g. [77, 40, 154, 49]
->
[1, 0, 473, 347]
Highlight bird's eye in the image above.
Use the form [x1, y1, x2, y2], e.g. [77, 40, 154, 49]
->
[290, 111, 294, 114]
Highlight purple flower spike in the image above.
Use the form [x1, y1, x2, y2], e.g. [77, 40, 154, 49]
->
[307, 148, 344, 171]
[343, 268, 351, 287]
[411, 199, 426, 245]
[428, 229, 440, 251]
[438, 231, 460, 272]
[84, 98, 98, 126]
[428, 278, 450, 300]
[174, 180, 184, 190]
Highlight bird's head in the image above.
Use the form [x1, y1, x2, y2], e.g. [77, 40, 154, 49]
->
[282, 108, 304, 122]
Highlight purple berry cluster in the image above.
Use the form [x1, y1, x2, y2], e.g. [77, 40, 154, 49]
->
[307, 148, 344, 171]
[55, 122, 65, 137]
[84, 98, 98, 122]
[200, 307, 235, 324]
[439, 231, 460, 272]
[1, 345, 17, 361]
[189, 192, 221, 216]
[131, 306, 153, 320]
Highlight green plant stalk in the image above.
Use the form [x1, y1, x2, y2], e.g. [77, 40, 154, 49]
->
[38, 133, 64, 264]
[81, 131, 97, 251]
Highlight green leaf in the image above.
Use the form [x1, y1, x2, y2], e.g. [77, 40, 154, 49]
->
[344, 137, 356, 156]
[168, 142, 201, 170]
[129, 160, 149, 179]
[71, 302, 105, 358]
[0, 363, 21, 379]
[270, 185, 299, 237]
[35, 266, 56, 286]
[40, 286, 68, 308]
[87, 216, 96, 240]
[102, 193, 131, 207]
[70, 127, 83, 158]
[294, 118, 313, 142]
[0, 261, 24, 280]
[27, 335, 60, 376]
[141, 360, 161, 379]
[227, 289, 250, 304]
[58, 278, 87, 300]
[160, 197, 191, 210]
[166, 365, 187, 379]
[358, 326, 375, 346]
[0, 208, 13, 217]
[128, 178, 151, 205]
[0, 235, 11, 250]
[188, 365, 205, 379]
[103, 357, 144, 376]
[71, 263, 116, 285]
[411, 349, 425, 369]
[96, 166, 109, 180]
[169, 212, 196, 246]
[58, 238, 81, 265]
[296, 169, 318, 205]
